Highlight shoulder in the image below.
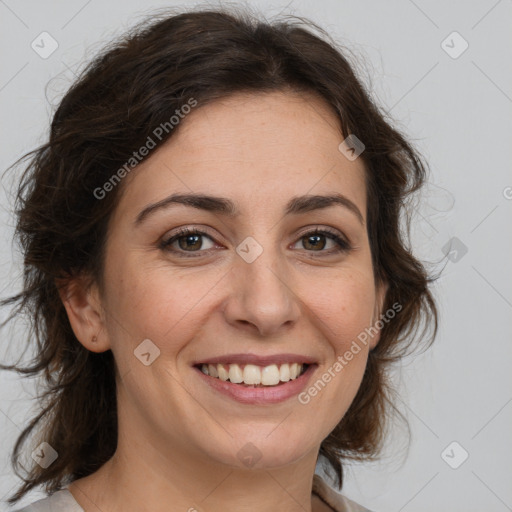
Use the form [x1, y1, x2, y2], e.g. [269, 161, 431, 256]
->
[11, 488, 84, 512]
[312, 474, 375, 512]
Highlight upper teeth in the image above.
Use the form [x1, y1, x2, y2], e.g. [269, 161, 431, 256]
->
[200, 363, 305, 386]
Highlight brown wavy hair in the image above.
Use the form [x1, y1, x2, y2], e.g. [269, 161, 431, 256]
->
[1, 4, 439, 505]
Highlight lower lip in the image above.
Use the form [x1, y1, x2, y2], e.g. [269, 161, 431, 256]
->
[193, 364, 317, 404]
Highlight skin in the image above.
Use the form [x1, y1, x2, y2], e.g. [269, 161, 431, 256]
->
[62, 90, 387, 512]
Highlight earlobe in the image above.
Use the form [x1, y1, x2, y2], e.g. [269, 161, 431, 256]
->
[56, 276, 110, 353]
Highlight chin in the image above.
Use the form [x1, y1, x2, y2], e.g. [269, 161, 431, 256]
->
[200, 429, 318, 470]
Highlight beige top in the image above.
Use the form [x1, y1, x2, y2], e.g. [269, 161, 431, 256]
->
[13, 474, 373, 512]
[312, 474, 373, 511]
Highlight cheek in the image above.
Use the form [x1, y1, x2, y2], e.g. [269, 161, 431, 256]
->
[103, 257, 225, 360]
[298, 269, 376, 416]
[299, 274, 374, 428]
[308, 269, 376, 351]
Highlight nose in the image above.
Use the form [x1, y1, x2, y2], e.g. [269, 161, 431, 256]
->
[222, 247, 302, 338]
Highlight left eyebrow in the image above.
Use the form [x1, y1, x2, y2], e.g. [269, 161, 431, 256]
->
[134, 192, 365, 226]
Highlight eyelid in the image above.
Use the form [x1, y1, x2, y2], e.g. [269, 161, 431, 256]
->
[159, 226, 218, 251]
[294, 225, 349, 242]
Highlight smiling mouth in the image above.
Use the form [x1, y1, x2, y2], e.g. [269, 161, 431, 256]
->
[194, 362, 310, 387]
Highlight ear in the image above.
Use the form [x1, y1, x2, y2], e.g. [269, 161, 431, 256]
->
[368, 278, 389, 351]
[56, 275, 110, 353]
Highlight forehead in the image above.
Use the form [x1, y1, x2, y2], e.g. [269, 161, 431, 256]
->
[115, 90, 367, 221]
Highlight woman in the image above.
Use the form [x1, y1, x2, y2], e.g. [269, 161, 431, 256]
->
[1, 6, 438, 512]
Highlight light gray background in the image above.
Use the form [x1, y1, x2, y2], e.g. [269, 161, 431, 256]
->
[1, 1, 511, 511]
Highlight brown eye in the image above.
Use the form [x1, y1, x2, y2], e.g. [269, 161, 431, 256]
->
[293, 228, 352, 254]
[301, 233, 328, 251]
[177, 233, 203, 251]
[160, 228, 216, 256]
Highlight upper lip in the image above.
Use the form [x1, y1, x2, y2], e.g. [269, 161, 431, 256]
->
[193, 353, 318, 367]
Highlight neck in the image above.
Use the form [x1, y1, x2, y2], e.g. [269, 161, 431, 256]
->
[69, 427, 323, 512]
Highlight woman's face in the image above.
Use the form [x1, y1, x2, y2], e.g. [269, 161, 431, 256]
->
[87, 91, 386, 469]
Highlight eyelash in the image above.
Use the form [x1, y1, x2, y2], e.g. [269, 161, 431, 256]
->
[159, 226, 352, 258]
